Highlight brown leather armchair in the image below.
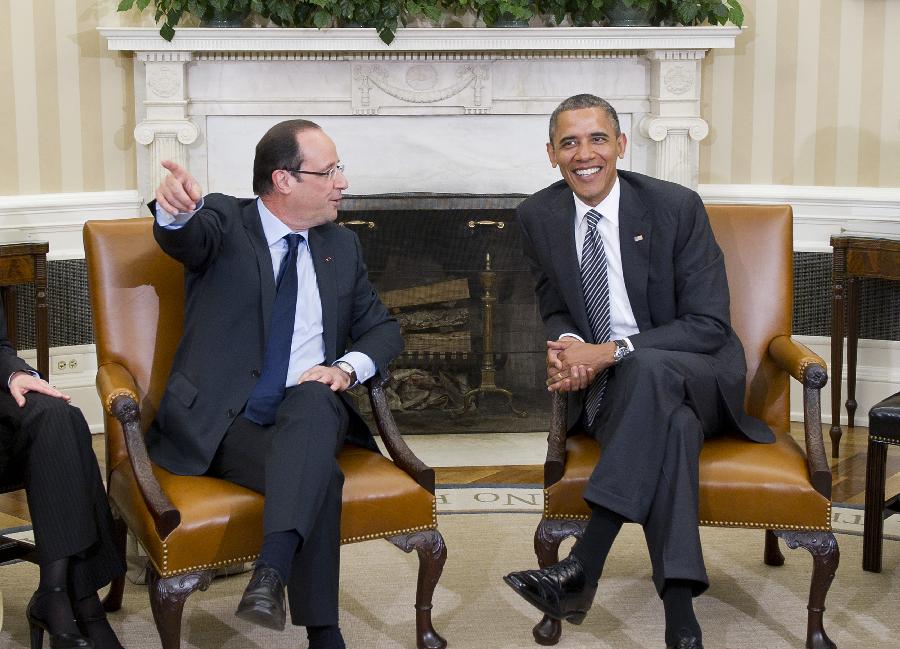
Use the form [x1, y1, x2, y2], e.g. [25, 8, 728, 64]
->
[530, 205, 838, 649]
[84, 218, 447, 649]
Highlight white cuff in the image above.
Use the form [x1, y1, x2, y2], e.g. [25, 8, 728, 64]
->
[155, 197, 204, 229]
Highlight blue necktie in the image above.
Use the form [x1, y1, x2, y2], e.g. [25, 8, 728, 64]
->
[243, 233, 303, 426]
[580, 209, 611, 428]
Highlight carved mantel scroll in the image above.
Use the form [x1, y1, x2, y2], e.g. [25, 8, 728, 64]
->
[101, 27, 740, 196]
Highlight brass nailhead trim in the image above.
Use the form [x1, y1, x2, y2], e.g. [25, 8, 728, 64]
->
[157, 500, 439, 575]
[105, 389, 138, 414]
[545, 493, 833, 531]
[870, 435, 900, 445]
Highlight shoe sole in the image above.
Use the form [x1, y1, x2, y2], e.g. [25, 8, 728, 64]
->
[502, 576, 588, 625]
[235, 602, 286, 632]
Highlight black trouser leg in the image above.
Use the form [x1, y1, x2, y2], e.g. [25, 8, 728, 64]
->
[209, 380, 349, 626]
[583, 349, 724, 593]
[0, 392, 124, 599]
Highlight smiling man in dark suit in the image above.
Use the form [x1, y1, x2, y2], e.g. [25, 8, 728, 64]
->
[151, 119, 402, 649]
[503, 94, 773, 649]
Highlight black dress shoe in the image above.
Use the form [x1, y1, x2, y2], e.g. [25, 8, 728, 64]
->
[503, 555, 597, 624]
[235, 564, 286, 631]
[667, 636, 703, 649]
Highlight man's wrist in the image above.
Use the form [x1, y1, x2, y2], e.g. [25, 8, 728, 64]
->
[332, 360, 358, 388]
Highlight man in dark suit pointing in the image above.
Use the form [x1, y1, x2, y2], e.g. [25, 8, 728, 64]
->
[503, 94, 773, 649]
[152, 119, 402, 649]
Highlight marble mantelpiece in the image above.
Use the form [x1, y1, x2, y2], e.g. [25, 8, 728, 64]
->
[101, 26, 741, 200]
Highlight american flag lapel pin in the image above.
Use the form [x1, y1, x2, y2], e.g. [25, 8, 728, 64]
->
[324, 256, 334, 262]
[634, 234, 644, 242]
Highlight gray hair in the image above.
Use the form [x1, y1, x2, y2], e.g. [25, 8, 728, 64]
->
[548, 94, 621, 143]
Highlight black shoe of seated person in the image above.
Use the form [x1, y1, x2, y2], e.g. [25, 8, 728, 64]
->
[667, 635, 703, 649]
[235, 564, 286, 631]
[503, 554, 597, 625]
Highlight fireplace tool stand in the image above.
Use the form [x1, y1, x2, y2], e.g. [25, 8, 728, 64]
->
[455, 220, 527, 418]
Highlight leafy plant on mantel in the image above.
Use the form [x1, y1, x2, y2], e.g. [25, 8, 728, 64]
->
[118, 0, 743, 46]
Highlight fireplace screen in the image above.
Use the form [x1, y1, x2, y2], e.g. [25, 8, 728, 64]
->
[338, 194, 551, 433]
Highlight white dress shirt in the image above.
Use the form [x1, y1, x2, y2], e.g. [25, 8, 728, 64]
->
[562, 176, 640, 348]
[156, 199, 376, 386]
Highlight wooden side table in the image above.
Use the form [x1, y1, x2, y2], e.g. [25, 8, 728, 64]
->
[0, 240, 50, 379]
[830, 233, 900, 457]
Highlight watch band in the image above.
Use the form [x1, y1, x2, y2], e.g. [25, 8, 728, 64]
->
[612, 339, 631, 364]
[332, 360, 358, 388]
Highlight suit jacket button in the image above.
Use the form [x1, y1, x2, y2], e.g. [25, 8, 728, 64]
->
[227, 409, 236, 418]
[251, 369, 260, 378]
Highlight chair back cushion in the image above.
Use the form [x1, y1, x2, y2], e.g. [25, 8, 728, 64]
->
[706, 204, 793, 432]
[84, 218, 184, 471]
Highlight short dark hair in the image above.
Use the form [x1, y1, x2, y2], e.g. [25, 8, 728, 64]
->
[548, 94, 621, 143]
[252, 119, 322, 196]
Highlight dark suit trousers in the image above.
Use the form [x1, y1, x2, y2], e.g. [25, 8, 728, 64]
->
[585, 348, 729, 597]
[208, 380, 350, 627]
[0, 392, 125, 599]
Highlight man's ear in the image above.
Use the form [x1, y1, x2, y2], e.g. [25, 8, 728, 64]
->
[617, 132, 628, 159]
[272, 170, 292, 194]
[546, 141, 558, 168]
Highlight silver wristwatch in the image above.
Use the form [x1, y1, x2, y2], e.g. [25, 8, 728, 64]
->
[332, 360, 359, 387]
[612, 339, 632, 364]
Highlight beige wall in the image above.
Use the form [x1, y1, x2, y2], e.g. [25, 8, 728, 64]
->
[0, 0, 142, 196]
[701, 0, 900, 187]
[1, 1, 897, 196]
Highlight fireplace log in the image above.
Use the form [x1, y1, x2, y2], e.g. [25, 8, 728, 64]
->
[382, 278, 470, 310]
[396, 307, 469, 332]
[404, 331, 471, 353]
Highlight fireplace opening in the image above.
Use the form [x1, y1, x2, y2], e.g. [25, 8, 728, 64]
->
[337, 194, 552, 434]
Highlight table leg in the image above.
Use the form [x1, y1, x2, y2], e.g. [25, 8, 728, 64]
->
[830, 248, 847, 457]
[845, 277, 859, 429]
[1, 287, 17, 346]
[34, 254, 49, 380]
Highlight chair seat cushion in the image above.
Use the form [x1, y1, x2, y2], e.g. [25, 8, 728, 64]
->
[545, 430, 830, 531]
[109, 445, 436, 577]
[869, 391, 900, 443]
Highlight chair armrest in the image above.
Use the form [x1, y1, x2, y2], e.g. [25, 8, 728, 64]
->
[768, 335, 828, 389]
[365, 376, 435, 494]
[545, 392, 568, 487]
[767, 335, 832, 499]
[96, 363, 181, 539]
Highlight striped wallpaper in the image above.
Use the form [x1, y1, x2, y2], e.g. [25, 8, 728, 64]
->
[701, 0, 900, 187]
[0, 0, 897, 196]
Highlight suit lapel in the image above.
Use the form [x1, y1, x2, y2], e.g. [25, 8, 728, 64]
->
[617, 175, 652, 331]
[242, 202, 277, 339]
[308, 227, 338, 363]
[548, 187, 594, 340]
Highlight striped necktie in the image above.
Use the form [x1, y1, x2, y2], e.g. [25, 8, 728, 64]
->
[580, 209, 611, 428]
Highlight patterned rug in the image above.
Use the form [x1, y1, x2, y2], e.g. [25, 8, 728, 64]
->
[1, 511, 898, 648]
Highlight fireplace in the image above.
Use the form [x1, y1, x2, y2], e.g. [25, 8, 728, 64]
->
[101, 25, 741, 432]
[336, 193, 552, 433]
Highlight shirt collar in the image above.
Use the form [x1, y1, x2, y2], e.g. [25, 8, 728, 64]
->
[573, 176, 621, 229]
[257, 197, 309, 247]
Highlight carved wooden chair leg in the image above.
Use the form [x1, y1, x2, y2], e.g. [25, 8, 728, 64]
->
[775, 530, 839, 649]
[763, 529, 785, 567]
[102, 514, 129, 612]
[389, 529, 448, 649]
[147, 566, 215, 649]
[531, 518, 587, 647]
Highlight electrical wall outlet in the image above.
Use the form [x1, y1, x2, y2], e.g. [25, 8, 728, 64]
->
[52, 354, 86, 375]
